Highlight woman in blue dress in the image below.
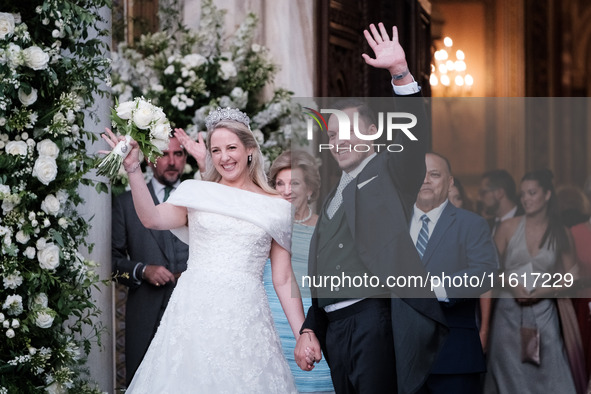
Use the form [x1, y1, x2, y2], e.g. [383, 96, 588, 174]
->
[263, 150, 335, 393]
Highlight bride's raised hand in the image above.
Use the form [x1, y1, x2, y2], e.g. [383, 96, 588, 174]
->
[174, 127, 207, 170]
[100, 128, 141, 172]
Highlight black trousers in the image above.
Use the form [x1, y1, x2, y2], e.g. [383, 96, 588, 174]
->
[325, 298, 397, 394]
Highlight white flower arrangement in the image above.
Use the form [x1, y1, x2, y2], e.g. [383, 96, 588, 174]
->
[0, 3, 108, 393]
[96, 97, 171, 179]
[109, 0, 307, 195]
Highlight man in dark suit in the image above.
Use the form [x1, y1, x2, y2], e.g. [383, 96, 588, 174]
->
[413, 153, 498, 394]
[479, 169, 523, 234]
[112, 136, 189, 385]
[295, 23, 447, 394]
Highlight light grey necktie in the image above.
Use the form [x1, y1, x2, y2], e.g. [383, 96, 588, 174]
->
[327, 173, 353, 219]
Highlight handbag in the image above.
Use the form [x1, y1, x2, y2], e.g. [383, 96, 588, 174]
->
[520, 306, 540, 366]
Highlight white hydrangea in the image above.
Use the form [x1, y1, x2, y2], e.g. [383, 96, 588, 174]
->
[2, 271, 23, 289]
[2, 294, 23, 316]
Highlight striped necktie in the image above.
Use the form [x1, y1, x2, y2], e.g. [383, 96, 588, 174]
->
[415, 214, 430, 259]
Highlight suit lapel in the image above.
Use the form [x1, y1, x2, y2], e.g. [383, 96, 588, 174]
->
[147, 183, 173, 263]
[422, 203, 456, 266]
[342, 180, 357, 239]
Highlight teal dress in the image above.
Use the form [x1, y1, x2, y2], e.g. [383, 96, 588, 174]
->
[263, 223, 334, 393]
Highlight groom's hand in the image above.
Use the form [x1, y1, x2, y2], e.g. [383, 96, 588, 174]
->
[295, 330, 322, 371]
[361, 23, 413, 85]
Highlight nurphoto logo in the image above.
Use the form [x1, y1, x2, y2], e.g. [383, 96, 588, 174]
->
[303, 107, 418, 153]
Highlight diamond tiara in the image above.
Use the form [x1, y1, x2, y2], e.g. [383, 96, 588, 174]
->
[205, 107, 251, 131]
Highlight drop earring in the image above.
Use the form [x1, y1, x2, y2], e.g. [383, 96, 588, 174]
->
[247, 154, 252, 164]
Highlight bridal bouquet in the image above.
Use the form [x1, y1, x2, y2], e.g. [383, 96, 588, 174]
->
[96, 97, 171, 178]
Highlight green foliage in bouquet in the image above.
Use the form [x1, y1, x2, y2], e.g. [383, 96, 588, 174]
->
[0, 2, 109, 393]
[110, 0, 307, 195]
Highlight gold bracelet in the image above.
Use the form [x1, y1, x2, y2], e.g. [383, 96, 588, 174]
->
[125, 162, 140, 173]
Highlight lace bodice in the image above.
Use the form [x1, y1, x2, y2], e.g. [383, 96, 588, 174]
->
[186, 210, 272, 279]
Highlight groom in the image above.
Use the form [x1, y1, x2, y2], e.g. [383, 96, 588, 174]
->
[295, 23, 447, 394]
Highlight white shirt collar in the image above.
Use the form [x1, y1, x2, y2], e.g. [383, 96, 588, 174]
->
[499, 205, 518, 222]
[412, 199, 449, 227]
[151, 178, 180, 203]
[344, 153, 377, 179]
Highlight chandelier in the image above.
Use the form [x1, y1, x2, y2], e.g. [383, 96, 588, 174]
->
[429, 36, 473, 96]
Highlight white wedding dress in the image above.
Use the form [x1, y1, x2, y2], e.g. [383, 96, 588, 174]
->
[126, 180, 297, 394]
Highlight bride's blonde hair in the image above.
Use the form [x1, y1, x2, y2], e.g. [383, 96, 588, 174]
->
[203, 119, 276, 194]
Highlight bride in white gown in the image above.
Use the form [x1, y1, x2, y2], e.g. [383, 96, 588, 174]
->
[103, 108, 309, 393]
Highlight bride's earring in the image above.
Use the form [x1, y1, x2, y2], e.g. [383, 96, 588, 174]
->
[247, 154, 252, 165]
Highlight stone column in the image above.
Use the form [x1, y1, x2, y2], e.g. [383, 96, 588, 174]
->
[79, 4, 115, 392]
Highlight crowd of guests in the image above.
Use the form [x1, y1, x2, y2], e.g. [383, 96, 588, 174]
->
[108, 20, 591, 393]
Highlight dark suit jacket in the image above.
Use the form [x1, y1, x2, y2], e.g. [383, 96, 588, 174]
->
[420, 202, 498, 374]
[303, 94, 448, 394]
[112, 183, 189, 384]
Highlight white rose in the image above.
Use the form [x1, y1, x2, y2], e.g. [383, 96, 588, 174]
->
[132, 102, 155, 129]
[218, 60, 237, 80]
[32, 156, 58, 185]
[35, 309, 54, 328]
[5, 141, 28, 156]
[18, 87, 38, 107]
[36, 237, 46, 249]
[58, 218, 68, 228]
[11, 319, 19, 328]
[152, 138, 169, 152]
[0, 13, 15, 40]
[32, 293, 48, 308]
[251, 43, 261, 53]
[163, 65, 175, 75]
[23, 46, 50, 70]
[15, 230, 29, 244]
[5, 328, 14, 338]
[40, 194, 60, 216]
[37, 243, 60, 270]
[36, 139, 59, 159]
[0, 313, 3, 322]
[116, 100, 135, 120]
[152, 107, 167, 125]
[0, 184, 9, 195]
[2, 320, 8, 328]
[150, 123, 171, 141]
[24, 246, 36, 259]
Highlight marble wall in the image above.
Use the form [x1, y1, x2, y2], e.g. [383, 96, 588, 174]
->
[183, 0, 315, 97]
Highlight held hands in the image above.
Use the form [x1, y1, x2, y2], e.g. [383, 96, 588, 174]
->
[294, 330, 322, 371]
[362, 23, 410, 82]
[100, 128, 141, 173]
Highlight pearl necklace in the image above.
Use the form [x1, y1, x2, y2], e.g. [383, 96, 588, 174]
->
[294, 205, 312, 224]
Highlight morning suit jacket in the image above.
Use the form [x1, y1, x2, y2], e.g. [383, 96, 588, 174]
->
[302, 93, 448, 394]
[112, 183, 189, 384]
[419, 202, 498, 375]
